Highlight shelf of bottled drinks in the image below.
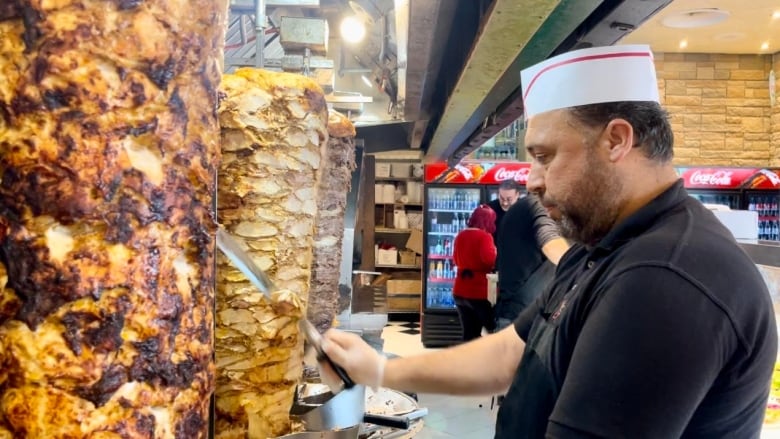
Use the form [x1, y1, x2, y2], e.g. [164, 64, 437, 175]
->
[749, 195, 780, 241]
[426, 187, 485, 308]
[467, 118, 524, 161]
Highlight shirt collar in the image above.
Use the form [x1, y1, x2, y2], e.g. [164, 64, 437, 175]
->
[592, 179, 688, 255]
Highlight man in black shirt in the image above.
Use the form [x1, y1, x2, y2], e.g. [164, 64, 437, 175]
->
[322, 45, 777, 438]
[494, 194, 568, 330]
[487, 179, 523, 243]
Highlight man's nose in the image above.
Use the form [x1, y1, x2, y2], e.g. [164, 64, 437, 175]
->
[526, 162, 545, 196]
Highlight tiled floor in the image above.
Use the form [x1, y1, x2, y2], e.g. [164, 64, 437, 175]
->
[383, 318, 498, 438]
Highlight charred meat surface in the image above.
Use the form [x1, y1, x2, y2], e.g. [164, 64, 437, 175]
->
[0, 0, 228, 437]
[307, 110, 357, 333]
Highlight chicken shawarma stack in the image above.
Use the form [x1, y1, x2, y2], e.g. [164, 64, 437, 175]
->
[215, 68, 329, 439]
[0, 0, 228, 437]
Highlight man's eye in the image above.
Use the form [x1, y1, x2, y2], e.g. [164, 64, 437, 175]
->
[534, 154, 547, 163]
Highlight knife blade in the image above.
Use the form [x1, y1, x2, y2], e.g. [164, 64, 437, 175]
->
[299, 319, 355, 389]
[216, 227, 354, 389]
[216, 227, 277, 298]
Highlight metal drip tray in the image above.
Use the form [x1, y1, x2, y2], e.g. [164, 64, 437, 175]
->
[291, 384, 367, 431]
[285, 384, 427, 439]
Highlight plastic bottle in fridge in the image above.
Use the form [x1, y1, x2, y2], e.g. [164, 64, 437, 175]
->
[444, 259, 451, 278]
[436, 261, 444, 279]
[435, 238, 443, 255]
[431, 212, 438, 233]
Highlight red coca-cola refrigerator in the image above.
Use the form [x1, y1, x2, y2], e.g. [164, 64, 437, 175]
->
[676, 167, 780, 241]
[421, 162, 531, 347]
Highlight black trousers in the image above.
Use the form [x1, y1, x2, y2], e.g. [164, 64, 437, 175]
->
[454, 297, 496, 342]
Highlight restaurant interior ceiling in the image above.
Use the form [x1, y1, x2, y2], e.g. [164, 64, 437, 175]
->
[224, 0, 779, 160]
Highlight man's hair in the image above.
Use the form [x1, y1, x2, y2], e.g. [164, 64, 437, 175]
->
[498, 179, 522, 192]
[567, 101, 674, 162]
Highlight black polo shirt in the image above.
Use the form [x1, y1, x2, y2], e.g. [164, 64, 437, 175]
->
[501, 180, 777, 438]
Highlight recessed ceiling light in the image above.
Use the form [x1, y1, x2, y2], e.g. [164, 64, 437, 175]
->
[679, 39, 688, 49]
[761, 41, 770, 51]
[773, 11, 780, 20]
[661, 8, 731, 29]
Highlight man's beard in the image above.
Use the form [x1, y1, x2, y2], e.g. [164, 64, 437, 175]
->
[549, 160, 622, 246]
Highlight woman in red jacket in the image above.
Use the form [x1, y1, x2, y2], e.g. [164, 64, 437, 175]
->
[452, 205, 497, 342]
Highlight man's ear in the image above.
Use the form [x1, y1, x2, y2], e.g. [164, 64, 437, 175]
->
[602, 118, 634, 163]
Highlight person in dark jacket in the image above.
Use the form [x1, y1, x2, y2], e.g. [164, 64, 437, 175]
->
[487, 179, 523, 243]
[494, 194, 569, 330]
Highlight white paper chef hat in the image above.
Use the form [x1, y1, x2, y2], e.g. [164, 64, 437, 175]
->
[520, 44, 659, 119]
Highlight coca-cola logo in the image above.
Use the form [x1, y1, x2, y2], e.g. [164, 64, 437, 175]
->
[689, 170, 733, 186]
[760, 170, 780, 186]
[494, 166, 530, 183]
[454, 164, 473, 180]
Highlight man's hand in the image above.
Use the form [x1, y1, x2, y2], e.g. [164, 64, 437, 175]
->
[321, 330, 386, 389]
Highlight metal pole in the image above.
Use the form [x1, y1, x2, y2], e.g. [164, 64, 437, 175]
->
[255, 0, 266, 68]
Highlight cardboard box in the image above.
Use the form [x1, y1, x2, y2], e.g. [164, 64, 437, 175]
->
[387, 279, 422, 295]
[388, 294, 420, 312]
[376, 249, 397, 266]
[391, 163, 411, 178]
[406, 212, 423, 230]
[398, 250, 417, 266]
[406, 228, 423, 255]
[375, 162, 391, 178]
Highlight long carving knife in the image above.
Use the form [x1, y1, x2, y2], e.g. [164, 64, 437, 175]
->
[215, 227, 355, 389]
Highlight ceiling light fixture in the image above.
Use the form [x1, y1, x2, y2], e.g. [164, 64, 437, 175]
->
[761, 41, 770, 51]
[361, 75, 373, 88]
[340, 16, 366, 44]
[661, 8, 731, 29]
[773, 11, 780, 20]
[679, 39, 688, 49]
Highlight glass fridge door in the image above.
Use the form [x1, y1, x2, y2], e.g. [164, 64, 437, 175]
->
[746, 192, 780, 241]
[688, 191, 740, 210]
[486, 186, 499, 203]
[425, 186, 482, 310]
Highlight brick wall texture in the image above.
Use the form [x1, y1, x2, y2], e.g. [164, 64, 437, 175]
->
[654, 52, 776, 167]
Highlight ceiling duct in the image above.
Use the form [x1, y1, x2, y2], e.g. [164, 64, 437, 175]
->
[349, 0, 384, 24]
[444, 0, 674, 164]
[423, 0, 561, 163]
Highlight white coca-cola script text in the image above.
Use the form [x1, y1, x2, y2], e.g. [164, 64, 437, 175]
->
[689, 170, 733, 186]
[494, 166, 530, 183]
